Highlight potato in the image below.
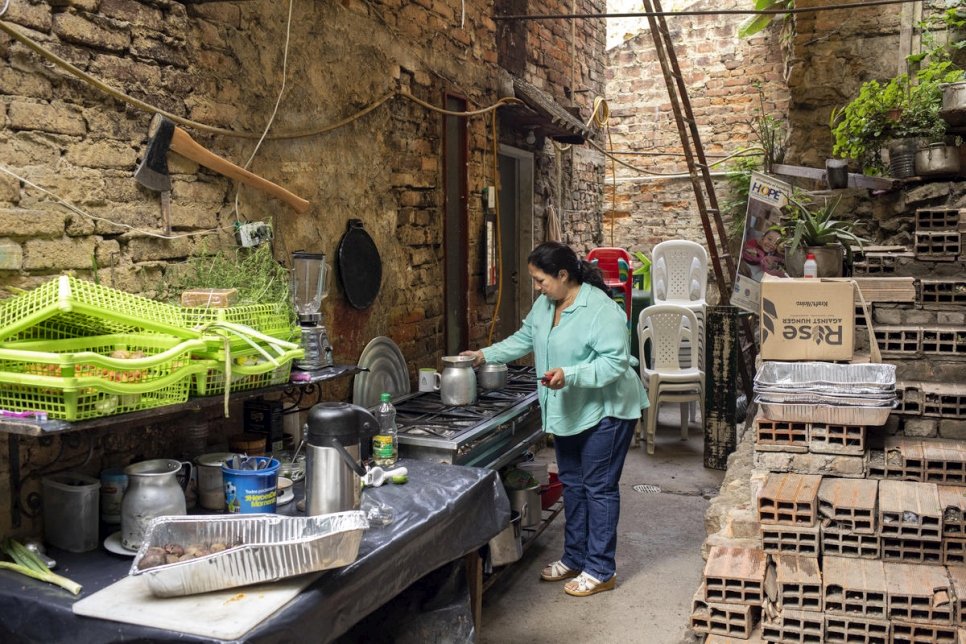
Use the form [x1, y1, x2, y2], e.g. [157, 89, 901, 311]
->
[163, 543, 184, 556]
[137, 553, 165, 570]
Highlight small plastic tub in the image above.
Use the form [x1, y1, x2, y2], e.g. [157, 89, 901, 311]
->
[541, 472, 563, 510]
[42, 472, 101, 552]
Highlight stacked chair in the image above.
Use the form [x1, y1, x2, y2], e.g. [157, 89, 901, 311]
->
[637, 304, 706, 454]
[587, 247, 633, 328]
[636, 240, 709, 453]
[651, 240, 708, 369]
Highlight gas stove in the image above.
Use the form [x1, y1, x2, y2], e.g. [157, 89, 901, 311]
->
[392, 365, 542, 469]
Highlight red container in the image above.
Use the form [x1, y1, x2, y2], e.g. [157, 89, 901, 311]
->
[541, 472, 562, 510]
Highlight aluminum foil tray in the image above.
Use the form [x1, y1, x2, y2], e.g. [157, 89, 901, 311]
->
[129, 511, 368, 597]
[755, 390, 895, 407]
[755, 362, 895, 393]
[756, 398, 895, 426]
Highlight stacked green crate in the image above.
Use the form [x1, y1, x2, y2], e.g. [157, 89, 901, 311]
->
[0, 334, 211, 420]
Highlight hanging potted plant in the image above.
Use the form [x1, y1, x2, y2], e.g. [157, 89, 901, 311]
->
[776, 193, 867, 278]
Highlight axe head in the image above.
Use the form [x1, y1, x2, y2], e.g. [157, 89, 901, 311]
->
[134, 114, 175, 193]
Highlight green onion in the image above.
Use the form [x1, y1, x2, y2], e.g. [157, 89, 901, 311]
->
[0, 538, 82, 595]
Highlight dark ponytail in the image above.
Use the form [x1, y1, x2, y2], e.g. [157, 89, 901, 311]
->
[527, 242, 608, 293]
[578, 259, 607, 292]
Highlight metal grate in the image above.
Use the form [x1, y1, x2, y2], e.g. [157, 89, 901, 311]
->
[633, 484, 661, 494]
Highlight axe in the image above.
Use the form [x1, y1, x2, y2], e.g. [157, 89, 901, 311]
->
[134, 115, 311, 222]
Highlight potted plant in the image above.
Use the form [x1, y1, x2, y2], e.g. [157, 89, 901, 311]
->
[829, 60, 964, 176]
[829, 75, 906, 175]
[775, 193, 867, 278]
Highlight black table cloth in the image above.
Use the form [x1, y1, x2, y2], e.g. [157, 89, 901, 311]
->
[0, 460, 510, 643]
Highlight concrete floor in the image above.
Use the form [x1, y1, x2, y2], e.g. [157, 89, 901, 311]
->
[480, 408, 725, 644]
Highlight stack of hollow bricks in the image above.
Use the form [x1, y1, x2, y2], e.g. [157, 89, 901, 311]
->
[697, 209, 966, 643]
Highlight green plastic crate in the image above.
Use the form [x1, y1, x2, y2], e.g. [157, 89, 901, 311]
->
[191, 347, 301, 396]
[0, 276, 199, 342]
[0, 334, 210, 420]
[180, 303, 295, 340]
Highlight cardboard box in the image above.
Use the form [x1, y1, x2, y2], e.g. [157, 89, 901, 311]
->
[759, 276, 854, 361]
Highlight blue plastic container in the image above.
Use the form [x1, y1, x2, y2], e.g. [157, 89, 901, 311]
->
[221, 457, 280, 514]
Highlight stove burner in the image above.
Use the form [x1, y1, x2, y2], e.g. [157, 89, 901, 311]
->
[393, 364, 539, 451]
[401, 425, 459, 439]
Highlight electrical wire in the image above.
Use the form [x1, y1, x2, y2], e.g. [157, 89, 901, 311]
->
[494, 0, 922, 21]
[0, 18, 522, 140]
[232, 0, 294, 224]
[0, 164, 228, 239]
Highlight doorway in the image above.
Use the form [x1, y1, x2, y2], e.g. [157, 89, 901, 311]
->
[495, 145, 534, 341]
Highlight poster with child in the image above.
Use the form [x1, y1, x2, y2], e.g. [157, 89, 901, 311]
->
[730, 172, 791, 313]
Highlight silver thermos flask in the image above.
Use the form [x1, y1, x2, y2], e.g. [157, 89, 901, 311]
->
[304, 402, 378, 516]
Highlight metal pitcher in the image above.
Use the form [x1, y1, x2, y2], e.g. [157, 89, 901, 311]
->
[121, 459, 190, 551]
[440, 355, 477, 405]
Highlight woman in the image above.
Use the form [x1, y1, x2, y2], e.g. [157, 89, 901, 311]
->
[462, 241, 647, 597]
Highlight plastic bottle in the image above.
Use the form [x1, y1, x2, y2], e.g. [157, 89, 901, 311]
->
[372, 392, 398, 466]
[803, 252, 818, 279]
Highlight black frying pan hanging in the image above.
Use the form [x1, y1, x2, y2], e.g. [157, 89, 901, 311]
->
[337, 219, 382, 309]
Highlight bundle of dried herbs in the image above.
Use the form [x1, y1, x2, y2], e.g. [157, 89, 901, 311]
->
[161, 244, 293, 315]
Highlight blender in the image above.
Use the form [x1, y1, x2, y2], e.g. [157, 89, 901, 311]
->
[291, 251, 334, 369]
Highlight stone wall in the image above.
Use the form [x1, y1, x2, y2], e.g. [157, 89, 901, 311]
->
[0, 0, 606, 536]
[603, 0, 788, 261]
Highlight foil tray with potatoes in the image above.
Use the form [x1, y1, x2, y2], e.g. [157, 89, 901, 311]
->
[128, 512, 368, 597]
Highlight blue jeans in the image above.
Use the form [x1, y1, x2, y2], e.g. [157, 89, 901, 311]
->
[554, 416, 635, 581]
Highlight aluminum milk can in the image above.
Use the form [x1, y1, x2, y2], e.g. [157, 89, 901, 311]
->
[440, 355, 477, 405]
[121, 459, 189, 551]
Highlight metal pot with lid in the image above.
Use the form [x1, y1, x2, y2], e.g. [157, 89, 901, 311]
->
[478, 362, 508, 390]
[305, 402, 378, 516]
[440, 355, 477, 405]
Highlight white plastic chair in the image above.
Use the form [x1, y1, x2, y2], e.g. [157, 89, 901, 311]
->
[637, 304, 705, 455]
[651, 240, 709, 371]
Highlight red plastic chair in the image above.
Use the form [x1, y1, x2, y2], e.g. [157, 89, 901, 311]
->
[587, 247, 633, 327]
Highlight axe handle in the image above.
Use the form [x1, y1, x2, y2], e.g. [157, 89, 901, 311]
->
[169, 126, 311, 214]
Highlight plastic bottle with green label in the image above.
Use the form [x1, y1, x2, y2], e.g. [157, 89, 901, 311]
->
[372, 392, 398, 466]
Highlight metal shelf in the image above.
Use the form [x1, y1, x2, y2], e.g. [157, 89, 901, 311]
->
[0, 365, 361, 437]
[482, 498, 564, 593]
[2, 364, 361, 528]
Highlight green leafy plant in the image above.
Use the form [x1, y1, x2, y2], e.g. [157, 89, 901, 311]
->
[830, 60, 963, 173]
[631, 251, 652, 293]
[907, 7, 966, 66]
[721, 155, 763, 251]
[830, 9, 964, 174]
[776, 192, 867, 265]
[750, 82, 787, 173]
[160, 243, 295, 321]
[738, 0, 794, 39]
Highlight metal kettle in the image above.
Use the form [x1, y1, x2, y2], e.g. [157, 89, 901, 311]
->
[304, 402, 378, 516]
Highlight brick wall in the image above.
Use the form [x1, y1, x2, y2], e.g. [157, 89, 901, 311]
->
[0, 0, 605, 536]
[603, 0, 788, 263]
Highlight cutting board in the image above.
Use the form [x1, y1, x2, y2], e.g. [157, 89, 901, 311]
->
[73, 572, 322, 640]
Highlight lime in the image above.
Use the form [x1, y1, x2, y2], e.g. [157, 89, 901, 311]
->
[391, 474, 408, 485]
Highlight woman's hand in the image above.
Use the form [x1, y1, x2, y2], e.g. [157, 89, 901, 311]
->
[460, 349, 485, 366]
[541, 368, 565, 389]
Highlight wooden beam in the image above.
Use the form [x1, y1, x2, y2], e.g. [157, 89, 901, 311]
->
[771, 164, 899, 191]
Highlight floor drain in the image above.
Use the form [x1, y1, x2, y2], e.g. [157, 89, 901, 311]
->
[633, 484, 661, 494]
